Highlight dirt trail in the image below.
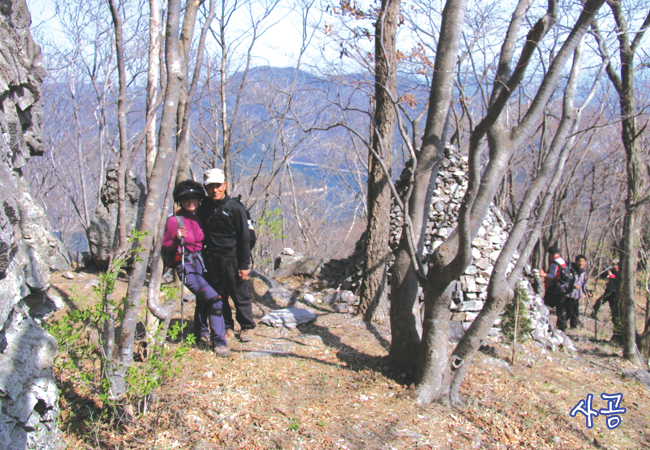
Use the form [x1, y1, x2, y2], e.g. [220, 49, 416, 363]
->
[50, 270, 650, 449]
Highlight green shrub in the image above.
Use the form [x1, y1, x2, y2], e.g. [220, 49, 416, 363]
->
[501, 285, 534, 344]
[48, 234, 192, 416]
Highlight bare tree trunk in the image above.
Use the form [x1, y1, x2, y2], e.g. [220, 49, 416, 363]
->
[597, 3, 650, 363]
[219, 11, 230, 179]
[358, 0, 400, 324]
[413, 0, 605, 405]
[106, 0, 186, 400]
[146, 0, 215, 342]
[389, 0, 469, 377]
[447, 37, 605, 402]
[175, 0, 205, 182]
[107, 0, 130, 254]
[144, 0, 164, 343]
[146, 0, 163, 184]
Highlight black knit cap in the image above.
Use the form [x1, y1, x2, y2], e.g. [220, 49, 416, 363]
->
[173, 180, 205, 202]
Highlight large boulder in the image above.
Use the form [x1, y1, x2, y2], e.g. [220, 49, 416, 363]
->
[87, 164, 146, 268]
[0, 1, 68, 448]
[272, 249, 325, 278]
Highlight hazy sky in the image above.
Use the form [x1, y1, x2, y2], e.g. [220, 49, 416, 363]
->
[26, 0, 329, 69]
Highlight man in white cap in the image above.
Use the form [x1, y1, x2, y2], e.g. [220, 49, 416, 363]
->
[198, 168, 255, 342]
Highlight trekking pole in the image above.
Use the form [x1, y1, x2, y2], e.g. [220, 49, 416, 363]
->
[180, 237, 185, 343]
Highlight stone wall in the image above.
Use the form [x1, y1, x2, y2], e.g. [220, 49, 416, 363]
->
[0, 1, 68, 448]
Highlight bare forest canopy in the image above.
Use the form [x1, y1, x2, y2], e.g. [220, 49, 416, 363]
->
[26, 56, 636, 268]
[28, 64, 383, 258]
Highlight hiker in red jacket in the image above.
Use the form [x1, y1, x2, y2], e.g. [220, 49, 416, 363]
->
[162, 180, 229, 357]
[539, 245, 570, 332]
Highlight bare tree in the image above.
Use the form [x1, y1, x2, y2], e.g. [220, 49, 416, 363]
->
[145, 0, 163, 183]
[386, 0, 606, 405]
[357, 0, 400, 324]
[595, 2, 650, 363]
[389, 0, 470, 374]
[446, 35, 606, 402]
[104, 0, 202, 401]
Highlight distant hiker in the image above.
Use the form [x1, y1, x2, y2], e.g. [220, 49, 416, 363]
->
[590, 259, 620, 319]
[566, 254, 590, 329]
[198, 168, 256, 343]
[539, 245, 571, 332]
[162, 180, 230, 357]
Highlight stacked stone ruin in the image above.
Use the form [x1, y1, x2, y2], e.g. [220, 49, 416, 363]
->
[320, 145, 562, 346]
[389, 146, 515, 334]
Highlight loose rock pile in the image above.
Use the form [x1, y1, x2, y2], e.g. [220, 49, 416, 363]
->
[518, 277, 577, 352]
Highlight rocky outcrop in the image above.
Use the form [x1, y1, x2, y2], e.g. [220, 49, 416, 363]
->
[0, 1, 68, 448]
[87, 164, 146, 268]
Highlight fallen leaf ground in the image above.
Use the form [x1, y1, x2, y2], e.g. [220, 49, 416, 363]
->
[49, 270, 650, 449]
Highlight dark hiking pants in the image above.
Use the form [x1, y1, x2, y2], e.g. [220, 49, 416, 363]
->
[556, 297, 569, 332]
[593, 290, 616, 315]
[204, 252, 256, 331]
[565, 297, 580, 329]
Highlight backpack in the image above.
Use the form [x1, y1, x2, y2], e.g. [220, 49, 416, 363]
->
[555, 260, 576, 296]
[162, 216, 185, 267]
[221, 195, 257, 250]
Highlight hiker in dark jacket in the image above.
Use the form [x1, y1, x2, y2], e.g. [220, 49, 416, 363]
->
[539, 245, 570, 331]
[566, 255, 589, 329]
[198, 168, 255, 343]
[162, 180, 229, 357]
[590, 259, 620, 318]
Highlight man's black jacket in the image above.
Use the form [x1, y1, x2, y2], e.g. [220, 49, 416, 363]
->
[197, 194, 251, 270]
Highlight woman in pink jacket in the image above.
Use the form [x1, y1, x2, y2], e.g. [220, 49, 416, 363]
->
[162, 180, 229, 357]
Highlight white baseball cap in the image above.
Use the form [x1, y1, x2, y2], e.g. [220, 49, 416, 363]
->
[203, 168, 225, 185]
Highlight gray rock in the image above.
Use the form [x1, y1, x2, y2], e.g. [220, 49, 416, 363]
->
[249, 269, 279, 289]
[260, 308, 317, 328]
[338, 290, 357, 305]
[302, 293, 318, 304]
[562, 334, 577, 352]
[290, 256, 325, 277]
[87, 165, 146, 268]
[334, 303, 355, 313]
[472, 237, 489, 248]
[458, 300, 484, 312]
[273, 255, 325, 278]
[273, 252, 304, 273]
[621, 370, 650, 389]
[261, 287, 296, 308]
